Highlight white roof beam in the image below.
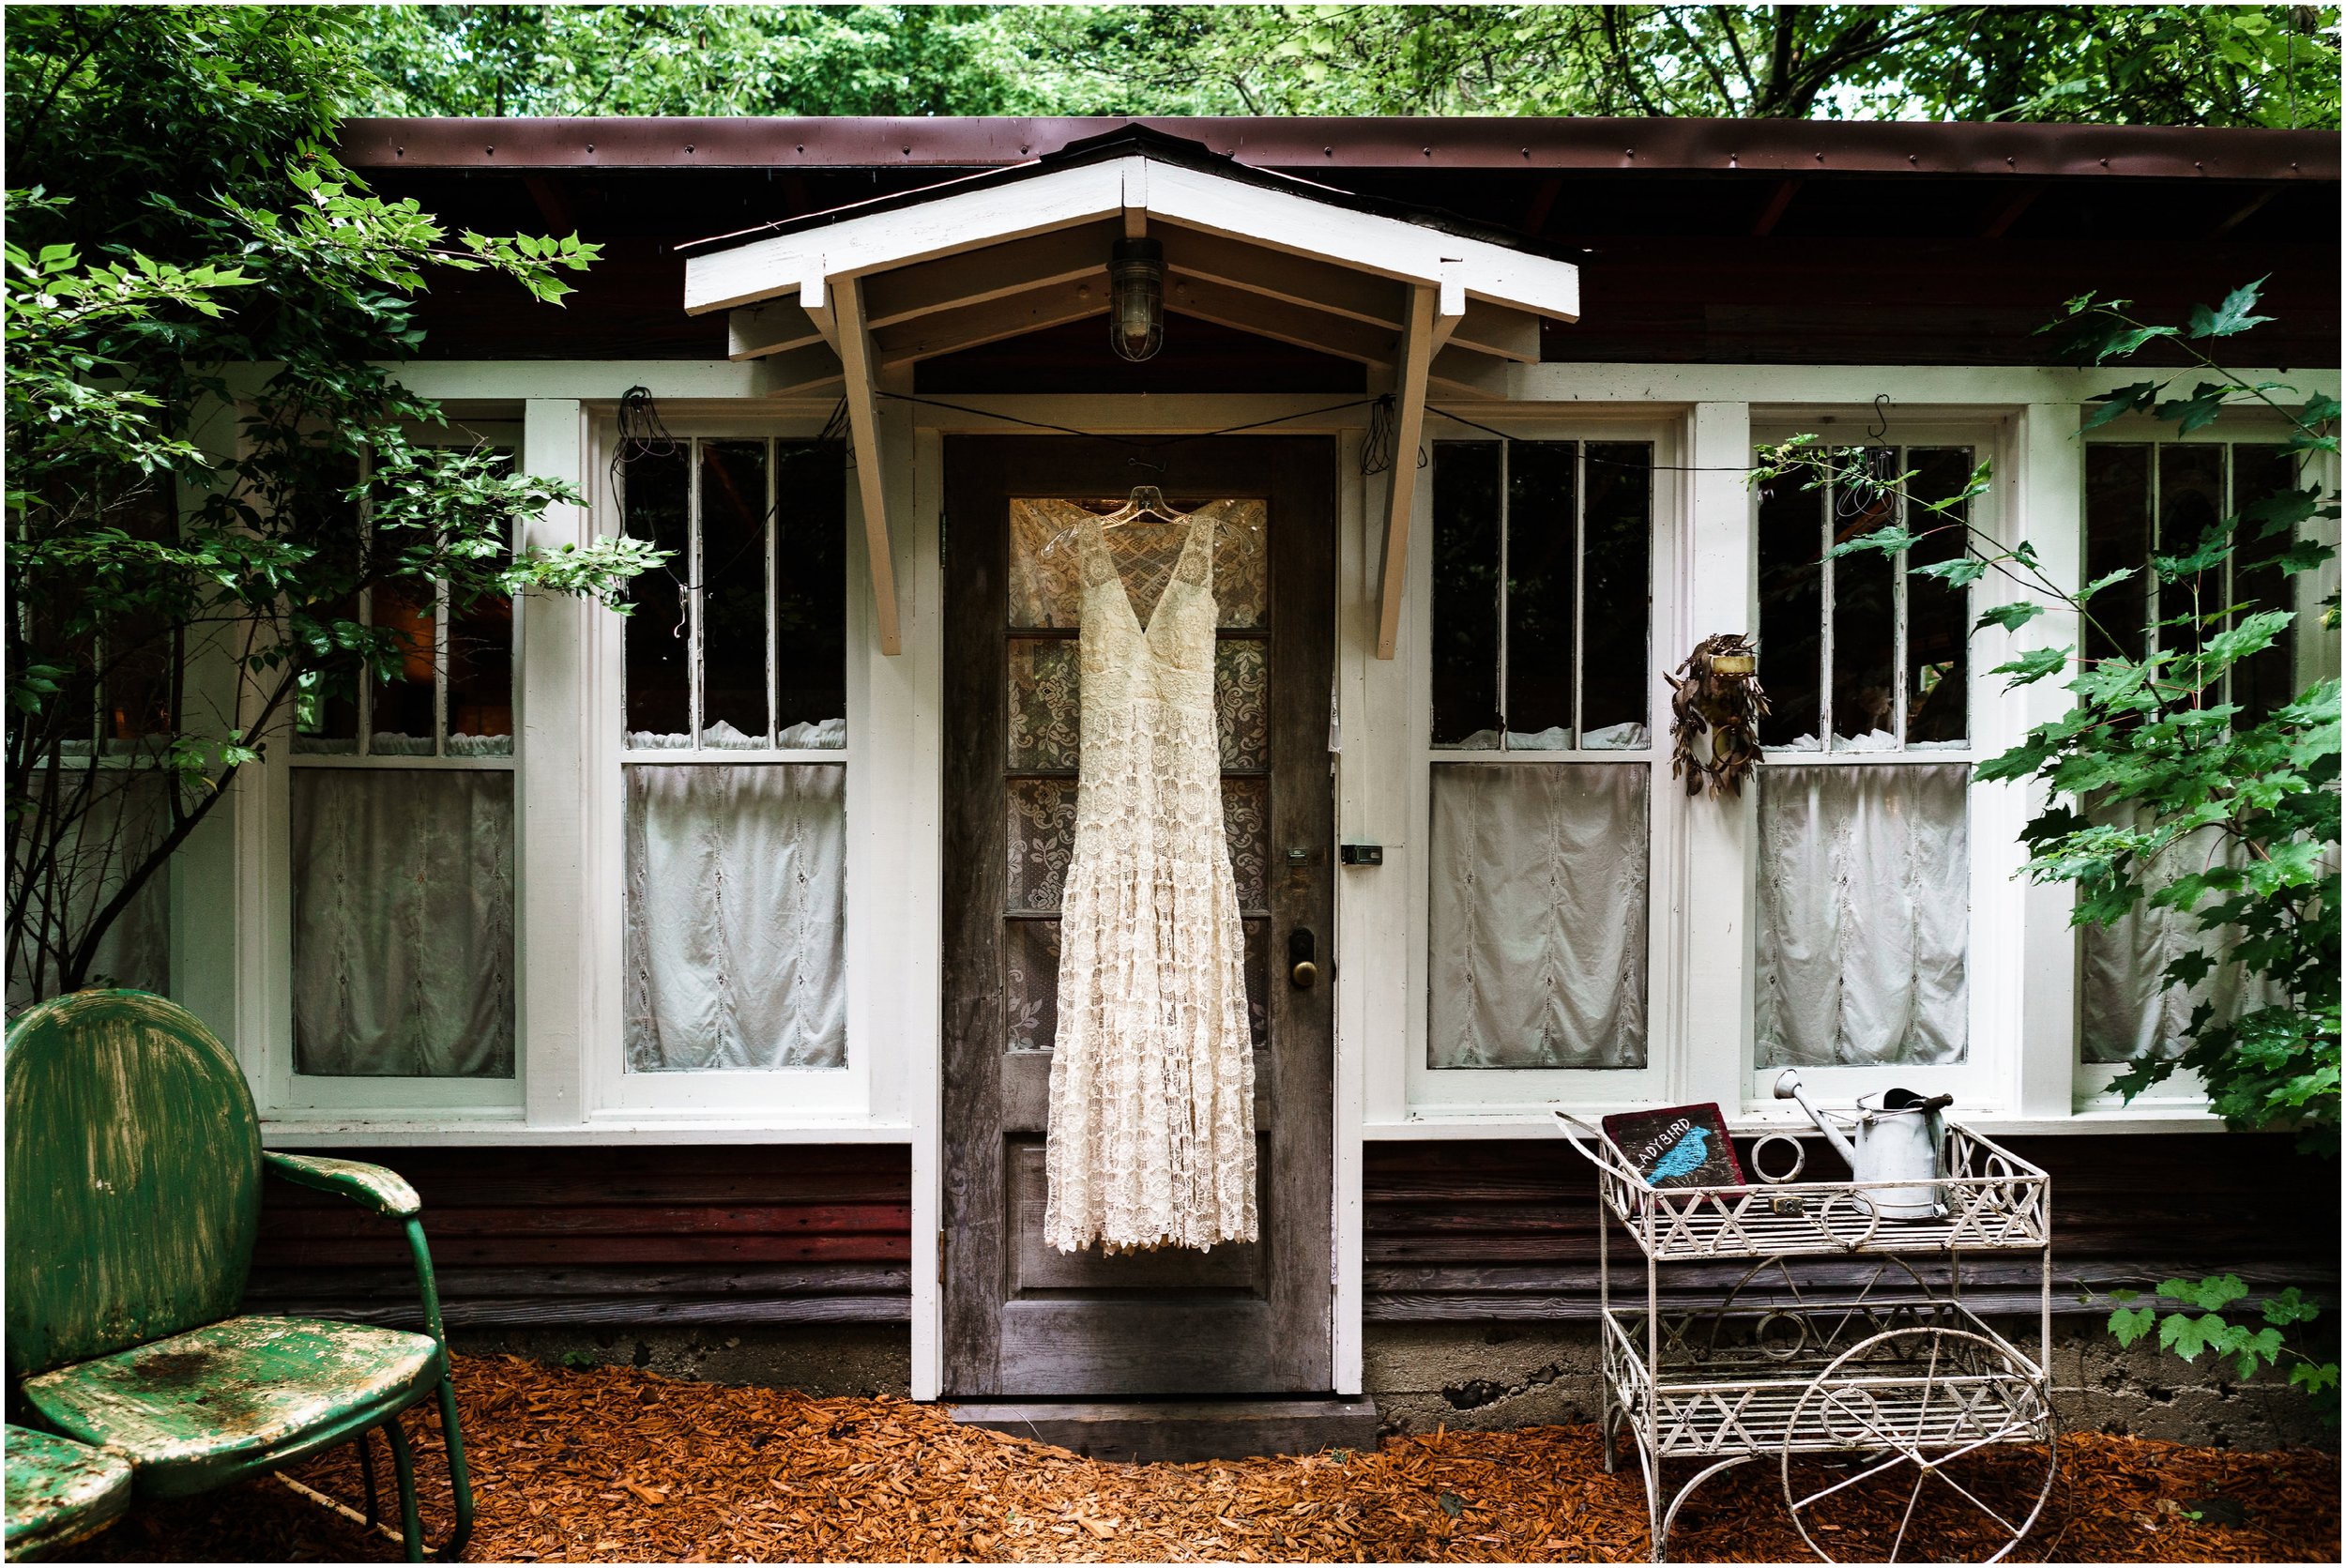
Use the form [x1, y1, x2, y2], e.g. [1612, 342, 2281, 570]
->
[830, 275, 901, 657]
[727, 297, 826, 362]
[683, 160, 1127, 314]
[873, 281, 1103, 366]
[1378, 285, 1439, 661]
[749, 341, 844, 397]
[861, 219, 1118, 329]
[1165, 275, 1400, 367]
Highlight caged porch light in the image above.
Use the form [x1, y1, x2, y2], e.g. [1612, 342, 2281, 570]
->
[1108, 236, 1165, 362]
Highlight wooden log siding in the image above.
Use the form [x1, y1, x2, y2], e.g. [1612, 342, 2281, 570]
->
[1362, 1135, 2339, 1323]
[247, 1147, 911, 1331]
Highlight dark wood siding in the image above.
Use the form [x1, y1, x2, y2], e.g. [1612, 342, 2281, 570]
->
[1363, 1134, 2338, 1322]
[248, 1145, 910, 1329]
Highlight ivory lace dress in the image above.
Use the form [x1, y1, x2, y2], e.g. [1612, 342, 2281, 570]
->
[1043, 507, 1258, 1254]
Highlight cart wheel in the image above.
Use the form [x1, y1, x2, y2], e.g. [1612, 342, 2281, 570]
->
[1779, 1326, 2055, 1564]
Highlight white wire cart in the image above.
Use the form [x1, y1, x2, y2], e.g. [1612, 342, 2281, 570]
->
[1555, 1111, 2058, 1563]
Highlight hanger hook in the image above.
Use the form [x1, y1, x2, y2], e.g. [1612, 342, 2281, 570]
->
[1866, 392, 1893, 442]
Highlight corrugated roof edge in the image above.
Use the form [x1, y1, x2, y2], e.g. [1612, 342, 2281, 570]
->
[673, 122, 1549, 259]
[338, 114, 2338, 181]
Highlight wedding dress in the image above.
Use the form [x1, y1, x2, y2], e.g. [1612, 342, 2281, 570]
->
[1043, 504, 1257, 1254]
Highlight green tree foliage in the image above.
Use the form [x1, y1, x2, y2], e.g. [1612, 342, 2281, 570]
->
[347, 5, 2341, 128]
[1758, 283, 2340, 1152]
[5, 7, 656, 1000]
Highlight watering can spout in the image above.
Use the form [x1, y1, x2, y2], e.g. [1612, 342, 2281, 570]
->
[1773, 1069, 1858, 1165]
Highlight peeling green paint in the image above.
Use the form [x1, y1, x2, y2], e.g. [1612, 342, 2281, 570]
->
[5, 992, 261, 1378]
[3, 1424, 131, 1560]
[263, 1151, 421, 1218]
[20, 1317, 441, 1484]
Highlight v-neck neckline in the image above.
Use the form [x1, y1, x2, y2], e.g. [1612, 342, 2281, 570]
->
[1087, 510, 1202, 640]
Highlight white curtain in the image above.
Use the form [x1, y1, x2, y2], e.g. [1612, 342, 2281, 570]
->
[6, 773, 173, 1004]
[2080, 816, 2275, 1065]
[291, 769, 515, 1076]
[1757, 763, 1969, 1067]
[1428, 763, 1648, 1069]
[624, 764, 845, 1071]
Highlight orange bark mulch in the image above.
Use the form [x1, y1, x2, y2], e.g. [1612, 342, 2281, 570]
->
[80, 1352, 2340, 1563]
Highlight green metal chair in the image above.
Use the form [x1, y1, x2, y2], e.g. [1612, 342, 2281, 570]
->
[3, 1425, 132, 1560]
[3, 990, 473, 1560]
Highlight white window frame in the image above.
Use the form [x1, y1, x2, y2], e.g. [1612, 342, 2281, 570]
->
[586, 415, 873, 1120]
[1404, 416, 1683, 1115]
[1743, 419, 2025, 1110]
[268, 418, 528, 1116]
[2071, 418, 2338, 1109]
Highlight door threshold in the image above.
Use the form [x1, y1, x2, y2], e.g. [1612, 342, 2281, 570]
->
[946, 1397, 1379, 1464]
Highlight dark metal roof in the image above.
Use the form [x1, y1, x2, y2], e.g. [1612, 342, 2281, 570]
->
[672, 122, 1546, 260]
[340, 114, 2338, 183]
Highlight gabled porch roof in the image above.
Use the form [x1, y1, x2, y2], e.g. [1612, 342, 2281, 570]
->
[678, 124, 1586, 657]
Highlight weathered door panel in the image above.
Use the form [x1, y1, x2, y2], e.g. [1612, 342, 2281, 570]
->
[942, 436, 1336, 1398]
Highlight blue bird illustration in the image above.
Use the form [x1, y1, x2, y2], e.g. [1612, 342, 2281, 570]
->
[1646, 1125, 1712, 1183]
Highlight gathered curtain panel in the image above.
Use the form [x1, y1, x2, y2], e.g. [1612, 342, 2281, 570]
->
[2079, 813, 2275, 1065]
[1428, 762, 1650, 1069]
[290, 769, 516, 1077]
[623, 763, 845, 1072]
[1756, 762, 1970, 1068]
[6, 772, 173, 1004]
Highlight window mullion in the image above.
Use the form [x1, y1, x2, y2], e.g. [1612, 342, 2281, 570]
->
[1571, 441, 1587, 749]
[1891, 446, 1910, 751]
[357, 447, 373, 758]
[688, 436, 705, 748]
[765, 436, 781, 747]
[1819, 472, 1836, 750]
[1496, 441, 1510, 749]
[433, 576, 450, 758]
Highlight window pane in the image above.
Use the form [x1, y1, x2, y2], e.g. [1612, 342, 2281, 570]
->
[1430, 443, 1501, 746]
[370, 578, 437, 753]
[445, 586, 513, 754]
[1831, 448, 1897, 744]
[5, 772, 172, 1004]
[2079, 809, 2274, 1065]
[291, 769, 516, 1077]
[699, 440, 770, 747]
[2231, 444, 2298, 725]
[622, 445, 692, 744]
[774, 442, 847, 744]
[2156, 444, 2226, 668]
[2083, 445, 2152, 665]
[293, 449, 366, 754]
[624, 764, 845, 1071]
[1756, 464, 1822, 747]
[1504, 440, 1576, 744]
[1427, 763, 1648, 1069]
[1581, 443, 1653, 746]
[1756, 763, 1969, 1067]
[1904, 448, 1972, 745]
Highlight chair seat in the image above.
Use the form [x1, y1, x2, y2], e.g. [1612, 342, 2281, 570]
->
[18, 1317, 443, 1499]
[5, 1424, 133, 1560]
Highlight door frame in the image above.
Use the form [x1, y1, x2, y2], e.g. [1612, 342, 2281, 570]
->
[939, 434, 1339, 1398]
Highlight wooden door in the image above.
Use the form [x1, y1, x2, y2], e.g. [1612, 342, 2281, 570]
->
[942, 436, 1336, 1397]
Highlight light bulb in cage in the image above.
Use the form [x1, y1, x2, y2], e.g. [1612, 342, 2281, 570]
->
[1108, 237, 1165, 362]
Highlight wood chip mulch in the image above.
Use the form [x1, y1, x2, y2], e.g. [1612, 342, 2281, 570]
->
[78, 1352, 2340, 1563]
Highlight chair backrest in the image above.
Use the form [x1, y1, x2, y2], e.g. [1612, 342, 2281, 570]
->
[5, 991, 262, 1378]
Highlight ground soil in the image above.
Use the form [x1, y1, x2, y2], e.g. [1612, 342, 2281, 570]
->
[81, 1353, 2340, 1563]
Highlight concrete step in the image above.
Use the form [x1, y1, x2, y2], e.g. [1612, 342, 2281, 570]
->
[946, 1396, 1380, 1464]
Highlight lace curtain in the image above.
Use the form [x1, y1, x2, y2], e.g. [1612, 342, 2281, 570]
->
[291, 769, 515, 1076]
[1757, 763, 1970, 1067]
[624, 763, 845, 1072]
[2079, 815, 2274, 1065]
[1428, 763, 1649, 1069]
[6, 774, 172, 1004]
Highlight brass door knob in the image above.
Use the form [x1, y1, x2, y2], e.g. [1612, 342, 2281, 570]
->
[1290, 959, 1318, 989]
[1287, 927, 1318, 989]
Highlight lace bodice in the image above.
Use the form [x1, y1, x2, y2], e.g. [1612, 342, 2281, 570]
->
[1043, 507, 1257, 1254]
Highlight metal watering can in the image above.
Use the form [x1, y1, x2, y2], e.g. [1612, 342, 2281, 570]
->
[1772, 1069, 1953, 1221]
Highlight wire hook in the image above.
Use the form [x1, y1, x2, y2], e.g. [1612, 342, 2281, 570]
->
[1866, 392, 1893, 442]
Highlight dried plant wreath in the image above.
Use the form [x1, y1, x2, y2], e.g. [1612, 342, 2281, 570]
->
[1666, 633, 1770, 798]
